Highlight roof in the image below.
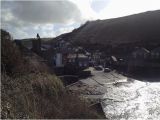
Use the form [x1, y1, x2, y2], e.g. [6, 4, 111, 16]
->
[133, 47, 150, 53]
[67, 54, 88, 59]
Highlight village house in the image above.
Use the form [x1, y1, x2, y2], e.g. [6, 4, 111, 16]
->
[92, 50, 102, 66]
[51, 40, 91, 75]
[132, 47, 150, 59]
[150, 47, 160, 60]
[52, 39, 91, 68]
[67, 53, 89, 68]
[126, 47, 150, 68]
[104, 56, 118, 69]
[52, 40, 74, 67]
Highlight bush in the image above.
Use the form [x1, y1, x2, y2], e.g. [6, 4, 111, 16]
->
[1, 29, 51, 76]
[1, 29, 23, 75]
[1, 73, 101, 119]
[1, 73, 63, 119]
[1, 29, 103, 119]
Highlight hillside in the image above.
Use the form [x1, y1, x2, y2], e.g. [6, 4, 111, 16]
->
[14, 38, 53, 47]
[55, 10, 160, 50]
[1, 29, 103, 119]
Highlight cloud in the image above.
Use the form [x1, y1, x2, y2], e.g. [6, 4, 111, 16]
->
[34, 24, 55, 38]
[2, 1, 82, 24]
[56, 26, 75, 36]
[91, 0, 110, 13]
[98, 0, 160, 19]
[1, 0, 84, 39]
[1, 0, 160, 39]
[71, 0, 97, 21]
[6, 24, 55, 39]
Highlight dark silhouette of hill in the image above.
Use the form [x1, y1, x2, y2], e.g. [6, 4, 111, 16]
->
[54, 10, 160, 49]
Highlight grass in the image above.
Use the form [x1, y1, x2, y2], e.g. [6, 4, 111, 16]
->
[1, 73, 102, 119]
[1, 29, 103, 119]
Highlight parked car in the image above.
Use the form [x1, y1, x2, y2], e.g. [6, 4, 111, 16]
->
[94, 66, 103, 71]
[104, 68, 111, 73]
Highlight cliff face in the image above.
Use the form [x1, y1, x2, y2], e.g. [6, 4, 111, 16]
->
[56, 10, 160, 49]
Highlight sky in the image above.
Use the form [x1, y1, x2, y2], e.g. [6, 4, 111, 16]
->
[1, 0, 160, 39]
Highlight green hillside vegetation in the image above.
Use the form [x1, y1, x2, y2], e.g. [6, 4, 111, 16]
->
[1, 29, 103, 119]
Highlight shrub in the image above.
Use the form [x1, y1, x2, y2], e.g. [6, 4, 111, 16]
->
[1, 29, 23, 75]
[1, 73, 102, 119]
[1, 73, 64, 119]
[1, 29, 51, 76]
[1, 29, 103, 119]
